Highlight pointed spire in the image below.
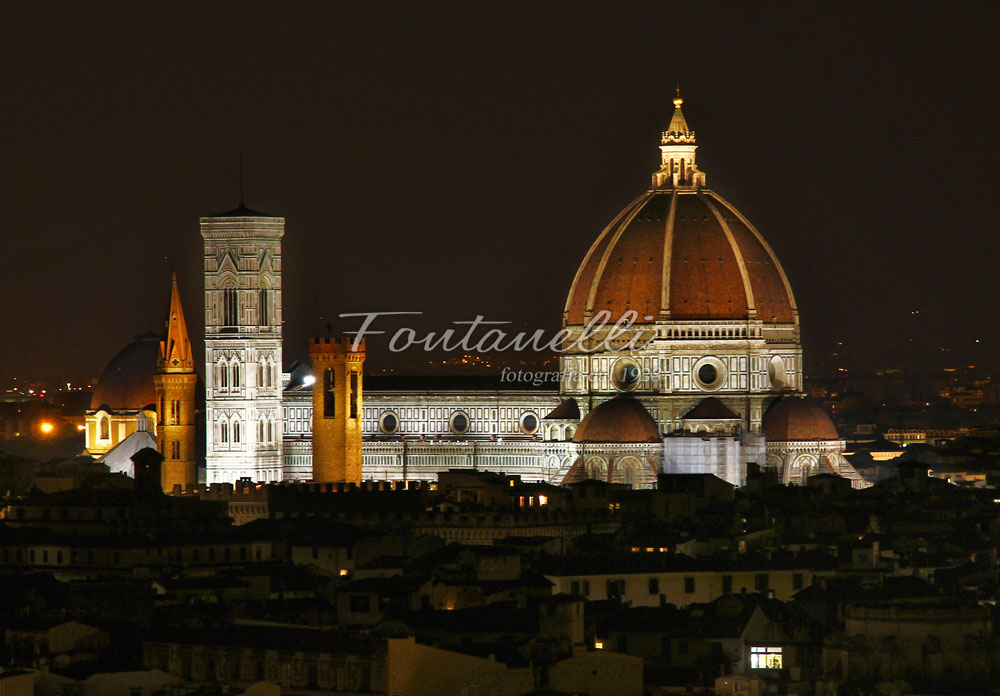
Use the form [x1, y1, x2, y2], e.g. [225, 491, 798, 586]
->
[159, 273, 194, 373]
[662, 85, 695, 144]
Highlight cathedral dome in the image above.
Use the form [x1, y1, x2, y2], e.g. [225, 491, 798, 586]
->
[763, 397, 839, 442]
[89, 332, 160, 411]
[564, 94, 796, 327]
[573, 396, 661, 443]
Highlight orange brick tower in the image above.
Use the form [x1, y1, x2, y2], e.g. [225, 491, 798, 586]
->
[153, 274, 199, 492]
[309, 337, 365, 483]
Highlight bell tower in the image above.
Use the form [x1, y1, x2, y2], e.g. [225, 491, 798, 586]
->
[154, 274, 198, 492]
[201, 203, 284, 484]
[309, 337, 365, 483]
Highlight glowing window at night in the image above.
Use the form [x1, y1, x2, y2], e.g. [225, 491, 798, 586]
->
[749, 646, 782, 669]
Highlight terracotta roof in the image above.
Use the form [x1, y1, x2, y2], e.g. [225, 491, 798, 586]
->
[682, 397, 740, 420]
[89, 333, 160, 411]
[544, 398, 581, 420]
[564, 190, 796, 325]
[573, 396, 661, 443]
[763, 397, 839, 441]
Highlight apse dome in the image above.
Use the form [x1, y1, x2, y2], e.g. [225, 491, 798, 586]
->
[763, 397, 840, 442]
[89, 332, 161, 411]
[573, 396, 661, 443]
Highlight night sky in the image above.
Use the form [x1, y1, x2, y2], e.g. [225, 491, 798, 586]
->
[3, 1, 999, 383]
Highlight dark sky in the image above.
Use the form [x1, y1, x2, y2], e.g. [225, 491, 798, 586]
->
[3, 1, 999, 383]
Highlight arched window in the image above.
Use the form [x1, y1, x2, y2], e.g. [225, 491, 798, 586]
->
[224, 288, 238, 326]
[258, 420, 264, 442]
[231, 361, 240, 389]
[218, 361, 228, 390]
[259, 289, 269, 326]
[267, 420, 274, 444]
[220, 420, 229, 444]
[258, 362, 265, 388]
[233, 420, 241, 443]
[99, 415, 110, 440]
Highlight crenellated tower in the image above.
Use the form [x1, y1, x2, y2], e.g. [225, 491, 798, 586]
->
[309, 337, 365, 483]
[202, 203, 284, 484]
[153, 273, 198, 492]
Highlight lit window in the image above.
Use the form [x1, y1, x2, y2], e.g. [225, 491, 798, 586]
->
[749, 646, 783, 669]
[594, 640, 604, 649]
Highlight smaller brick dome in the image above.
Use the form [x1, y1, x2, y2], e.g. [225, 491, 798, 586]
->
[763, 397, 839, 441]
[573, 396, 661, 443]
[90, 333, 160, 411]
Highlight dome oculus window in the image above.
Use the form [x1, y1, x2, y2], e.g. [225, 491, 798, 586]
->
[379, 411, 399, 435]
[693, 356, 727, 391]
[520, 412, 539, 435]
[449, 411, 470, 435]
[611, 358, 641, 392]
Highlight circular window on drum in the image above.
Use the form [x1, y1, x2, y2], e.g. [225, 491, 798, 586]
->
[379, 411, 399, 435]
[693, 356, 727, 391]
[449, 411, 470, 435]
[611, 358, 641, 392]
[519, 411, 539, 435]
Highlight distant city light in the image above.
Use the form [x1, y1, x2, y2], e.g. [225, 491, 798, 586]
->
[40, 422, 53, 433]
[303, 374, 316, 386]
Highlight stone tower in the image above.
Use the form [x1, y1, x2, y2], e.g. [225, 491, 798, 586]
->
[153, 273, 198, 493]
[309, 337, 365, 483]
[202, 204, 284, 484]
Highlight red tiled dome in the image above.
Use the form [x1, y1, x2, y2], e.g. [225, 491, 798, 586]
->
[89, 333, 160, 411]
[573, 396, 661, 443]
[564, 190, 796, 326]
[763, 397, 839, 441]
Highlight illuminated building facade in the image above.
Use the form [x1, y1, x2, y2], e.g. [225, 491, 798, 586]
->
[153, 274, 199, 492]
[201, 206, 284, 484]
[86, 93, 865, 489]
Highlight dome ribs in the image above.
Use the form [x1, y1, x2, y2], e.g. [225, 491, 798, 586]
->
[564, 192, 650, 325]
[711, 194, 797, 325]
[591, 194, 669, 322]
[564, 189, 797, 328]
[668, 194, 747, 320]
[659, 191, 678, 320]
